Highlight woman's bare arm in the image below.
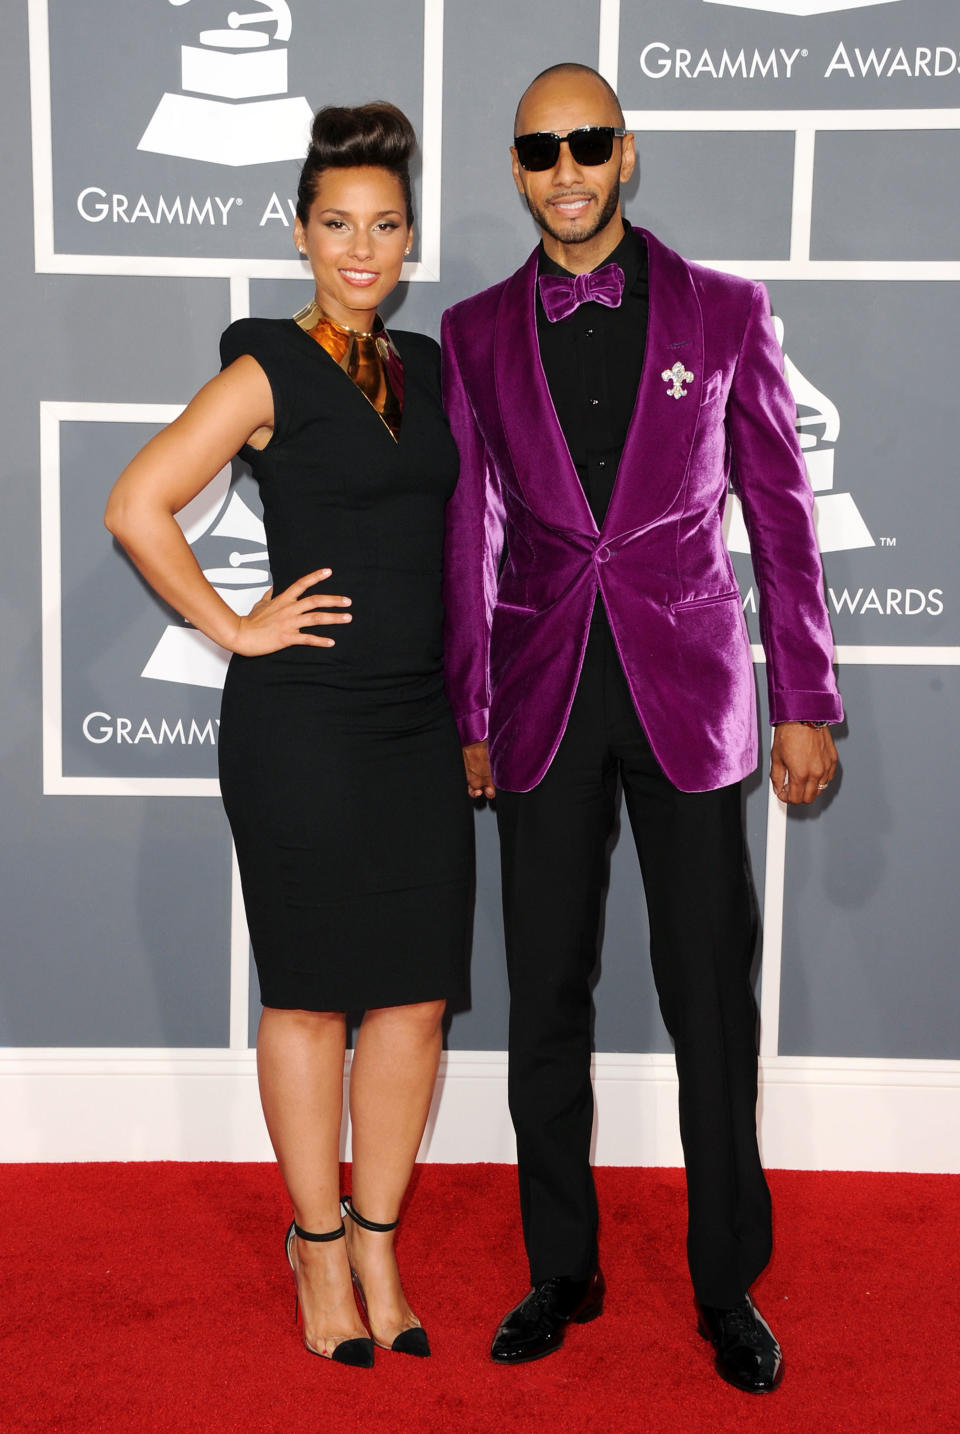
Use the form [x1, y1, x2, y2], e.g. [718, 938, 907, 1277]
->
[104, 356, 351, 655]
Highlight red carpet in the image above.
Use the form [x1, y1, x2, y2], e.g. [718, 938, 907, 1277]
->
[2, 1163, 958, 1433]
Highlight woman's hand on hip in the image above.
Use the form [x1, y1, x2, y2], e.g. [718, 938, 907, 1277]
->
[233, 568, 352, 655]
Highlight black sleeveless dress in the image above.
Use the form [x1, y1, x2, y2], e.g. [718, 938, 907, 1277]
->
[217, 318, 473, 1011]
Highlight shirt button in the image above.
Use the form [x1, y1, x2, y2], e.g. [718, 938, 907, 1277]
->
[586, 328, 594, 336]
[598, 459, 606, 468]
[590, 398, 599, 406]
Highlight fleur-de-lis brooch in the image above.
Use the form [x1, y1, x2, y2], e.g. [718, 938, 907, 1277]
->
[661, 361, 694, 399]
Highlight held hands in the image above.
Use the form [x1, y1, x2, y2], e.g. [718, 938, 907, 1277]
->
[463, 740, 496, 800]
[770, 723, 838, 805]
[231, 568, 352, 656]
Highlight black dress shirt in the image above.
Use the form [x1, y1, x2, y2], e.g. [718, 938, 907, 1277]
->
[536, 224, 649, 528]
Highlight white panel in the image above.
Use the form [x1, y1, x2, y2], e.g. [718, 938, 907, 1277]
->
[3, 1051, 959, 1172]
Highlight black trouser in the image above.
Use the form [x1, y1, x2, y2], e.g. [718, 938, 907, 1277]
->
[495, 618, 772, 1307]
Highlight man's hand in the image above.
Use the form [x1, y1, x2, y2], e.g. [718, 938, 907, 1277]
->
[463, 740, 496, 800]
[770, 723, 838, 805]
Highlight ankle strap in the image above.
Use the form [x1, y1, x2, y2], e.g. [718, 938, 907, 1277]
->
[341, 1196, 399, 1233]
[293, 1220, 345, 1243]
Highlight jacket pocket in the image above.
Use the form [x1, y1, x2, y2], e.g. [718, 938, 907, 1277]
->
[671, 588, 740, 613]
[493, 598, 538, 615]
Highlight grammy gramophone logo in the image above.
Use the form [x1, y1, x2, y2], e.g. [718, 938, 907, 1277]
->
[138, 0, 313, 167]
[142, 470, 269, 690]
[725, 317, 873, 556]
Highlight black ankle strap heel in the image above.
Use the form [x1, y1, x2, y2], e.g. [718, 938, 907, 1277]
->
[339, 1197, 430, 1358]
[283, 1218, 375, 1368]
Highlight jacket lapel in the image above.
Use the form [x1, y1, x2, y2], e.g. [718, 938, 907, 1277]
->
[493, 249, 599, 537]
[601, 228, 705, 539]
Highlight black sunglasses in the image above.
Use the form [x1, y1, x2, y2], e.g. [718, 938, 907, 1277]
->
[514, 125, 627, 172]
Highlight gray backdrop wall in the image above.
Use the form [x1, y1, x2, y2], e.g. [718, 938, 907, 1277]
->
[2, 0, 958, 1167]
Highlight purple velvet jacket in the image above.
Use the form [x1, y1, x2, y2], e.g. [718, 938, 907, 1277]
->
[440, 228, 843, 793]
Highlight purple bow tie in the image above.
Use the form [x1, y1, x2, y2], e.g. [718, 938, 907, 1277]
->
[538, 262, 626, 323]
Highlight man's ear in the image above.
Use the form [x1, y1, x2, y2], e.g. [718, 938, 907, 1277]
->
[510, 147, 526, 197]
[619, 132, 636, 185]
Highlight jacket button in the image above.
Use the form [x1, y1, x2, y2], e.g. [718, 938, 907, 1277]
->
[596, 545, 611, 564]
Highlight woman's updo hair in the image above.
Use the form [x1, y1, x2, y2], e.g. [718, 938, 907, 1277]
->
[296, 102, 416, 226]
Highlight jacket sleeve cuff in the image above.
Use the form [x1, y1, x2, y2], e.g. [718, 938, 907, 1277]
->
[456, 709, 489, 746]
[768, 690, 844, 726]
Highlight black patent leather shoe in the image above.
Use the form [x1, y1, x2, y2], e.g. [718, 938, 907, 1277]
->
[490, 1269, 605, 1363]
[696, 1294, 783, 1393]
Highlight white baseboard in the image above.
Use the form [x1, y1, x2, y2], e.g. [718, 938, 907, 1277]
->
[2, 1049, 959, 1172]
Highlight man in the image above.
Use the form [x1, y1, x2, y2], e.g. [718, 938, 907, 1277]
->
[441, 63, 841, 1393]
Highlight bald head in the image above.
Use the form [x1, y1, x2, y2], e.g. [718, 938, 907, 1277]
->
[509, 62, 635, 273]
[514, 64, 625, 137]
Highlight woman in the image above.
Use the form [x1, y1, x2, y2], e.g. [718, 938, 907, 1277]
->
[105, 104, 473, 1367]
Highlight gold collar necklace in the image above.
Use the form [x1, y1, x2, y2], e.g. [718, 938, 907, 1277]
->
[293, 301, 404, 441]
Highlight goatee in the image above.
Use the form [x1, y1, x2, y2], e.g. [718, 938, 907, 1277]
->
[530, 179, 621, 247]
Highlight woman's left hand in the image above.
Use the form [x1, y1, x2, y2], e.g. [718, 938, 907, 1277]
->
[233, 568, 352, 655]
